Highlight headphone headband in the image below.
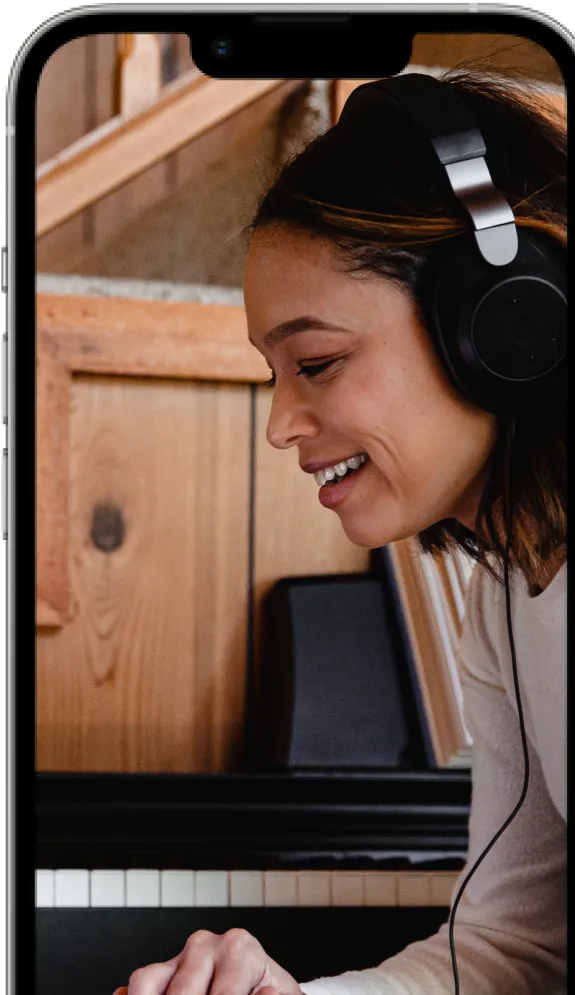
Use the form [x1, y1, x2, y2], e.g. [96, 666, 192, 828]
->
[337, 73, 567, 416]
[340, 74, 518, 266]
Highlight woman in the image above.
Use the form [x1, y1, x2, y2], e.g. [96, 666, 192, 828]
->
[115, 67, 566, 995]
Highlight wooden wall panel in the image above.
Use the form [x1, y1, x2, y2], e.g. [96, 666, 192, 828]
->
[36, 375, 251, 773]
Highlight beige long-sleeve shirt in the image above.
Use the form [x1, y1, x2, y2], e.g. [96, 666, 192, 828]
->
[300, 557, 567, 995]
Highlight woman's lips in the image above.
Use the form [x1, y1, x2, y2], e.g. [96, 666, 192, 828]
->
[317, 458, 370, 509]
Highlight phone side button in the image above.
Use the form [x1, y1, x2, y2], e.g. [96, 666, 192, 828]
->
[0, 449, 8, 542]
[2, 335, 7, 424]
[1, 248, 6, 293]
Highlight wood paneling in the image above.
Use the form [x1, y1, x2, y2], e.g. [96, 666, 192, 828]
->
[36, 375, 251, 773]
[36, 328, 72, 626]
[36, 292, 267, 629]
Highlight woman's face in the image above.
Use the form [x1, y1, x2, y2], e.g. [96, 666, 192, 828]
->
[244, 227, 498, 549]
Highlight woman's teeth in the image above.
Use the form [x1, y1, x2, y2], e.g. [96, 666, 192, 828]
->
[314, 453, 369, 487]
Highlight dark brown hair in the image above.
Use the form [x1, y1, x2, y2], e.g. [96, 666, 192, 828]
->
[246, 67, 567, 590]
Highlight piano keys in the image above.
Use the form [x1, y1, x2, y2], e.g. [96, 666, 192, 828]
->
[37, 866, 462, 909]
[36, 770, 471, 995]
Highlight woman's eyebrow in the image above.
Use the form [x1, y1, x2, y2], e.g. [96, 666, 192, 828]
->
[249, 316, 350, 349]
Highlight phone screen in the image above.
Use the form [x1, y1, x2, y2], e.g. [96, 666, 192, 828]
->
[8, 9, 570, 995]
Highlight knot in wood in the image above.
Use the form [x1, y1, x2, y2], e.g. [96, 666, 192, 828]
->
[90, 503, 126, 553]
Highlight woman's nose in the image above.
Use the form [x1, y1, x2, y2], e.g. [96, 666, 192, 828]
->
[265, 384, 319, 450]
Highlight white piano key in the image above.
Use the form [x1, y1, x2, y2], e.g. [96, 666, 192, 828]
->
[54, 869, 90, 907]
[195, 870, 229, 907]
[332, 872, 364, 907]
[90, 870, 125, 908]
[126, 870, 160, 907]
[264, 872, 298, 907]
[364, 872, 398, 907]
[230, 871, 264, 907]
[398, 872, 432, 907]
[161, 871, 196, 908]
[298, 871, 331, 907]
[36, 870, 55, 908]
[430, 873, 457, 907]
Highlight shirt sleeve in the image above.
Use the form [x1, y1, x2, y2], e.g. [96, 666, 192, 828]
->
[299, 564, 566, 995]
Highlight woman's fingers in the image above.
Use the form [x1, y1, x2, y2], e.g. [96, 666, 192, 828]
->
[169, 928, 265, 994]
[118, 955, 180, 994]
[112, 928, 300, 995]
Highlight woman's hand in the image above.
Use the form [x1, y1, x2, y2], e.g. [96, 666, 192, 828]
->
[112, 926, 303, 994]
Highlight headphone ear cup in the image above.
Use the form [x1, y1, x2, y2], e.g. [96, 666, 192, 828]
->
[419, 229, 567, 416]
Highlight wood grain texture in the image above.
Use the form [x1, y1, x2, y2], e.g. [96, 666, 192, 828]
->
[37, 293, 269, 381]
[36, 375, 251, 772]
[36, 292, 268, 632]
[36, 330, 73, 627]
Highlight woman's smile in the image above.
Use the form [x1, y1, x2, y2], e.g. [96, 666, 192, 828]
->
[315, 453, 372, 509]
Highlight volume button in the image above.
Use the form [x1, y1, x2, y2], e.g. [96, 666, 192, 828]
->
[2, 335, 7, 424]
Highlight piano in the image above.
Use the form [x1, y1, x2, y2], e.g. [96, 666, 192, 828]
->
[36, 769, 471, 995]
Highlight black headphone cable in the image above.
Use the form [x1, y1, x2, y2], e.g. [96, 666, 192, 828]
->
[449, 417, 531, 994]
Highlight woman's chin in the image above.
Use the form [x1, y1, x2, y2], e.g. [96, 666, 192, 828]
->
[338, 514, 406, 550]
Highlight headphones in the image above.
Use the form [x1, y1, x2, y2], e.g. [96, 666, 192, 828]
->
[337, 73, 567, 418]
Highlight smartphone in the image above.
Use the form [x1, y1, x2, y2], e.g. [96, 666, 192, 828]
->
[5, 6, 570, 995]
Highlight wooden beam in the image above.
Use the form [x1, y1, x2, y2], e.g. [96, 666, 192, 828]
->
[37, 293, 269, 382]
[36, 74, 304, 237]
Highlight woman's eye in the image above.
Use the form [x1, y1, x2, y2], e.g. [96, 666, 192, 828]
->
[297, 360, 335, 379]
[262, 359, 336, 390]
